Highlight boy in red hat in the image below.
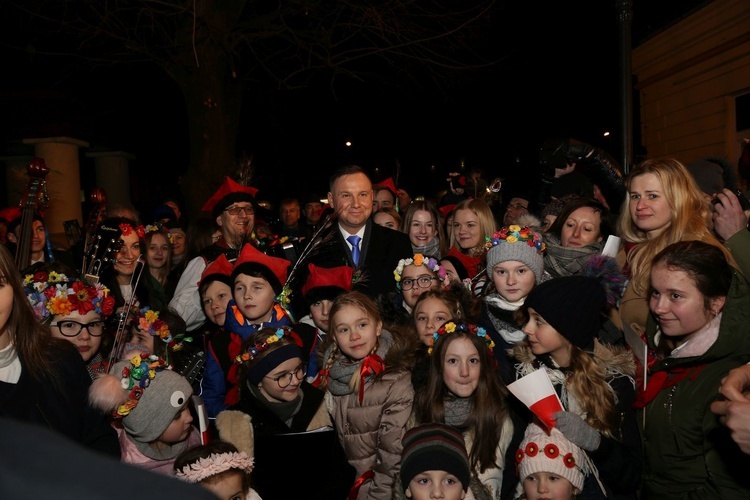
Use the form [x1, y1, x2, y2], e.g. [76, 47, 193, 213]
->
[202, 243, 307, 417]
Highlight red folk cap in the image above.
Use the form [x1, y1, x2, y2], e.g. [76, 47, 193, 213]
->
[233, 243, 290, 286]
[301, 263, 354, 297]
[198, 254, 233, 287]
[373, 177, 399, 198]
[201, 177, 259, 217]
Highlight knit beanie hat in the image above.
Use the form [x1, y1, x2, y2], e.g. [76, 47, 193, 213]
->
[516, 422, 586, 491]
[90, 355, 193, 444]
[524, 275, 604, 351]
[686, 158, 725, 195]
[400, 423, 471, 493]
[440, 255, 469, 282]
[486, 226, 546, 284]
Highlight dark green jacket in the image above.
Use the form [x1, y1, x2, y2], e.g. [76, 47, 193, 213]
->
[640, 270, 750, 499]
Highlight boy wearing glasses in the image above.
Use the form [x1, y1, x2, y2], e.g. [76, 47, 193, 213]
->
[218, 326, 355, 499]
[23, 263, 116, 379]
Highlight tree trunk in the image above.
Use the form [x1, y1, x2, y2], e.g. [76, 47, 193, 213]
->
[170, 47, 244, 222]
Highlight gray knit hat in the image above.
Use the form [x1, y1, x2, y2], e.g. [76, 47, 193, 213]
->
[104, 357, 193, 443]
[486, 226, 546, 284]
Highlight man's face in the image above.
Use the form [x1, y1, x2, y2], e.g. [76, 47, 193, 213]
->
[503, 197, 529, 225]
[304, 202, 323, 224]
[216, 202, 254, 246]
[280, 202, 301, 228]
[328, 172, 373, 233]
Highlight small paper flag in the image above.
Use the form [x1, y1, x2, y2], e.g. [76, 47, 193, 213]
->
[507, 368, 564, 430]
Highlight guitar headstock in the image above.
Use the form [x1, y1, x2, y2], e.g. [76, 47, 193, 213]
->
[83, 221, 123, 285]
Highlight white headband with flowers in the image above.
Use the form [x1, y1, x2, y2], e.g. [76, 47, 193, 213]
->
[393, 253, 451, 290]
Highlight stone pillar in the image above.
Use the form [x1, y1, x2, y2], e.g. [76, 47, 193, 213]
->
[85, 151, 135, 212]
[22, 137, 90, 248]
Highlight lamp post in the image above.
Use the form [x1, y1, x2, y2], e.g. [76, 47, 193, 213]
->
[616, 0, 634, 174]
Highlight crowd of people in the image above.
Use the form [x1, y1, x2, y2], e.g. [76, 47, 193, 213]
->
[1, 138, 750, 500]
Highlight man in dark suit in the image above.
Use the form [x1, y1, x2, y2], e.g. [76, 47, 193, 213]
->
[296, 165, 412, 308]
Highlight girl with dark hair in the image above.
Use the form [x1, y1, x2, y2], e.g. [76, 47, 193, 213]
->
[638, 240, 750, 497]
[23, 261, 116, 378]
[412, 321, 515, 499]
[0, 244, 119, 457]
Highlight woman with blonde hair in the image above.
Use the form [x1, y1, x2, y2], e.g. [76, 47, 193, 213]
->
[447, 198, 497, 295]
[618, 157, 735, 334]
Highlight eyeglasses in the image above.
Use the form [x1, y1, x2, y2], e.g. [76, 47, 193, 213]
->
[50, 320, 106, 337]
[224, 205, 254, 216]
[266, 363, 307, 388]
[507, 203, 528, 211]
[401, 275, 438, 291]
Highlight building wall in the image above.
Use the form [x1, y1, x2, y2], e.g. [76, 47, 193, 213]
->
[632, 0, 750, 173]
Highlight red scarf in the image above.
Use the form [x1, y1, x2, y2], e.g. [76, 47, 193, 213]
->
[358, 354, 385, 404]
[633, 364, 707, 408]
[349, 470, 374, 500]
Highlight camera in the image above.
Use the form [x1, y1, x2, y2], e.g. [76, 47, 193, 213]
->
[712, 189, 750, 211]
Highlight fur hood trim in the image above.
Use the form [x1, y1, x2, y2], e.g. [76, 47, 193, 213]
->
[510, 338, 635, 378]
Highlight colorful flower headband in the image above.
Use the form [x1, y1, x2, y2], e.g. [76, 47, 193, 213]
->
[234, 327, 303, 364]
[119, 222, 146, 240]
[394, 253, 450, 290]
[144, 224, 175, 245]
[485, 225, 546, 253]
[429, 321, 496, 357]
[133, 307, 172, 343]
[113, 354, 170, 419]
[175, 451, 255, 483]
[24, 271, 116, 322]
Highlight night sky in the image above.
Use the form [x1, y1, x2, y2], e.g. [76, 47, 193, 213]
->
[0, 0, 708, 213]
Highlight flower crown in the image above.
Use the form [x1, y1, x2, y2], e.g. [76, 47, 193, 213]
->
[485, 225, 546, 254]
[394, 253, 450, 290]
[175, 451, 255, 483]
[144, 223, 175, 245]
[24, 271, 116, 322]
[429, 321, 496, 357]
[132, 307, 172, 343]
[113, 354, 170, 419]
[234, 327, 302, 364]
[119, 222, 146, 240]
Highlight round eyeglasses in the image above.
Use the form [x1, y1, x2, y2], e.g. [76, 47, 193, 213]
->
[401, 275, 438, 291]
[50, 320, 106, 337]
[266, 364, 307, 388]
[224, 205, 254, 216]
